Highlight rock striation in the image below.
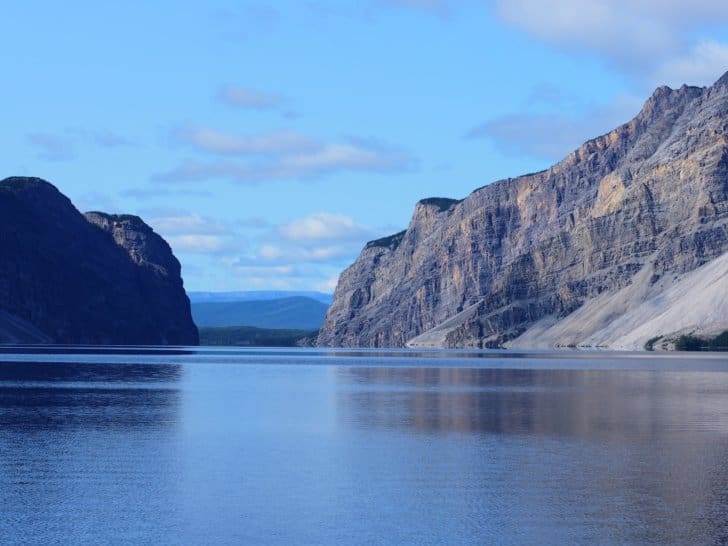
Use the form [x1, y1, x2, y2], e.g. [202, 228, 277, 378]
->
[0, 177, 198, 344]
[318, 73, 728, 349]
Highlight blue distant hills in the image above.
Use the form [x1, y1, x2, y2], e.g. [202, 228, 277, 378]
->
[189, 291, 332, 331]
[188, 290, 333, 305]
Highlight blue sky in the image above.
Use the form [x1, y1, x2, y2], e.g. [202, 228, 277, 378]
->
[3, 1, 728, 292]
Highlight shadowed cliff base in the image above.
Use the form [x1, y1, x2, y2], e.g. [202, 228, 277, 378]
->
[318, 72, 728, 349]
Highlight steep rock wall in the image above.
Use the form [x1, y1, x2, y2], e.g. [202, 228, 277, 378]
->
[319, 75, 728, 348]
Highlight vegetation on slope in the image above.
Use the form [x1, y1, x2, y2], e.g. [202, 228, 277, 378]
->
[673, 330, 728, 351]
[199, 326, 318, 347]
[417, 197, 461, 212]
[365, 230, 406, 251]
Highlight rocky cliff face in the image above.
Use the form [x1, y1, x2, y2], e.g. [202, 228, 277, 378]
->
[318, 73, 728, 349]
[0, 177, 198, 344]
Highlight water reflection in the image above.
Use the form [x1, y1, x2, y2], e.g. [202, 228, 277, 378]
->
[1, 351, 728, 544]
[0, 360, 182, 430]
[0, 359, 184, 544]
[335, 366, 728, 543]
[336, 367, 728, 439]
[0, 345, 195, 355]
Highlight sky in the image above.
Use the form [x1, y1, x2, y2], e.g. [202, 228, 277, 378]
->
[3, 1, 728, 293]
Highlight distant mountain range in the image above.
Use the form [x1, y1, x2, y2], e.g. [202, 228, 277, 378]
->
[188, 291, 333, 305]
[191, 296, 330, 330]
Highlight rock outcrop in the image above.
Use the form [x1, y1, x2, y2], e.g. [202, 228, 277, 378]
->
[0, 177, 198, 344]
[318, 73, 728, 349]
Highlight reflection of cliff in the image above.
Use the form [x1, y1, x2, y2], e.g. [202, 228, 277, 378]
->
[335, 367, 728, 441]
[0, 361, 182, 430]
[335, 366, 728, 543]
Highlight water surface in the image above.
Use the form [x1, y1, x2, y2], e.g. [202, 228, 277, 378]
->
[1, 347, 727, 544]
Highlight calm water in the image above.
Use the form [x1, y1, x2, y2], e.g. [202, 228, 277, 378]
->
[1, 347, 728, 545]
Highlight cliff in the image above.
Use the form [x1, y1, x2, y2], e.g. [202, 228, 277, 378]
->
[318, 73, 728, 349]
[0, 177, 198, 345]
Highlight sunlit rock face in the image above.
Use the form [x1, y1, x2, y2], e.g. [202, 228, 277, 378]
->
[318, 74, 728, 349]
[0, 177, 198, 345]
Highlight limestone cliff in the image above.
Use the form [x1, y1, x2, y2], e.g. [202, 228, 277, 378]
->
[318, 73, 728, 349]
[0, 177, 198, 344]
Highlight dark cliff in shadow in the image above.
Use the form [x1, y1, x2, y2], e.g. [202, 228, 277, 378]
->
[0, 177, 198, 345]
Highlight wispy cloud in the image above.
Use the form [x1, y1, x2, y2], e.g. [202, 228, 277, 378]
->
[466, 93, 643, 161]
[173, 128, 317, 156]
[166, 234, 233, 254]
[28, 132, 74, 161]
[141, 209, 242, 255]
[120, 187, 212, 199]
[156, 127, 416, 183]
[93, 130, 136, 148]
[381, 0, 451, 13]
[217, 85, 284, 110]
[143, 211, 230, 236]
[224, 261, 328, 291]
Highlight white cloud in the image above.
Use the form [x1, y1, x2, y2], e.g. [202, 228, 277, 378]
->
[254, 244, 362, 263]
[496, 0, 674, 63]
[278, 212, 374, 242]
[654, 40, 728, 88]
[141, 210, 242, 255]
[494, 0, 728, 86]
[281, 143, 404, 171]
[244, 212, 393, 268]
[218, 85, 283, 109]
[166, 235, 230, 254]
[259, 244, 283, 260]
[156, 130, 415, 183]
[161, 209, 395, 291]
[223, 211, 392, 291]
[173, 127, 317, 156]
[145, 212, 230, 235]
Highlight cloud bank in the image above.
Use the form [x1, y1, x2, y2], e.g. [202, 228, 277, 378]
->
[494, 0, 728, 87]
